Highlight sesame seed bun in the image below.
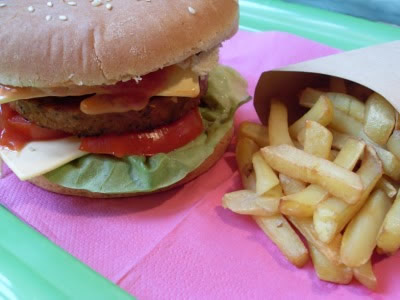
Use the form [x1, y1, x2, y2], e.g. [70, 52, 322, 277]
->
[0, 0, 238, 88]
[28, 125, 234, 198]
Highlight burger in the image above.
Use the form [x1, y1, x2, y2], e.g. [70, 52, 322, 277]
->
[0, 0, 249, 197]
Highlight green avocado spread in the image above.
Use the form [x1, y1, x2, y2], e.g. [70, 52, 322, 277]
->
[44, 65, 250, 194]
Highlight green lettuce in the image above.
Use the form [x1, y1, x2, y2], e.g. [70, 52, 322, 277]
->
[44, 65, 250, 194]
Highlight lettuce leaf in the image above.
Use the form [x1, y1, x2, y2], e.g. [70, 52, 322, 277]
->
[44, 65, 250, 194]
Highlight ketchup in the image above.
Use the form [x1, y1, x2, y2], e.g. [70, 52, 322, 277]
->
[0, 104, 68, 151]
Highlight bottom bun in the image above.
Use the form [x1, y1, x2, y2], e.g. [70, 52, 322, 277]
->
[29, 126, 233, 198]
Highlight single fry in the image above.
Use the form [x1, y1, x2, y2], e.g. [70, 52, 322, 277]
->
[329, 76, 347, 93]
[288, 216, 341, 264]
[377, 177, 397, 198]
[239, 121, 269, 147]
[279, 173, 306, 195]
[280, 185, 328, 218]
[353, 260, 377, 291]
[236, 137, 259, 189]
[222, 190, 279, 216]
[332, 137, 365, 170]
[377, 189, 400, 254]
[254, 215, 309, 268]
[314, 146, 383, 243]
[309, 244, 352, 284]
[268, 99, 293, 146]
[330, 108, 363, 137]
[252, 151, 279, 195]
[303, 120, 332, 159]
[387, 130, 400, 160]
[341, 189, 391, 267]
[261, 145, 363, 203]
[297, 128, 305, 146]
[289, 95, 333, 138]
[364, 93, 395, 145]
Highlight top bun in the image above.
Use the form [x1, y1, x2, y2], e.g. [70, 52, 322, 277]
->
[0, 0, 238, 88]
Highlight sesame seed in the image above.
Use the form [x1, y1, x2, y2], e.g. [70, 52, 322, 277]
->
[105, 3, 112, 10]
[46, 15, 52, 21]
[188, 6, 196, 15]
[47, 2, 53, 7]
[28, 6, 35, 12]
[91, 0, 102, 7]
[67, 1, 77, 6]
[0, 3, 6, 8]
[58, 15, 68, 21]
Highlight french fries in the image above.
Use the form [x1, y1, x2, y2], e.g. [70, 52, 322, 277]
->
[254, 215, 309, 268]
[309, 244, 352, 284]
[239, 121, 269, 147]
[340, 189, 391, 267]
[252, 151, 279, 195]
[261, 145, 362, 203]
[236, 137, 259, 190]
[314, 146, 383, 243]
[222, 190, 279, 216]
[303, 120, 332, 159]
[289, 95, 333, 138]
[364, 93, 395, 145]
[377, 189, 400, 254]
[353, 260, 377, 291]
[300, 88, 365, 122]
[224, 78, 400, 290]
[268, 99, 293, 146]
[288, 217, 341, 264]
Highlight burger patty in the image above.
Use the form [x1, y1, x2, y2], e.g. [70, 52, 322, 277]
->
[11, 78, 207, 136]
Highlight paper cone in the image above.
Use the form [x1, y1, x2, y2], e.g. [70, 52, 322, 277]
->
[254, 41, 400, 123]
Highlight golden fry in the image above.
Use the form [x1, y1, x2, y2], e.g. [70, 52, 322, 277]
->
[254, 214, 309, 268]
[341, 189, 391, 267]
[289, 95, 333, 138]
[268, 99, 293, 146]
[222, 190, 280, 216]
[252, 151, 279, 195]
[309, 244, 352, 284]
[364, 93, 395, 145]
[353, 260, 377, 291]
[303, 120, 332, 159]
[261, 145, 362, 203]
[377, 189, 400, 254]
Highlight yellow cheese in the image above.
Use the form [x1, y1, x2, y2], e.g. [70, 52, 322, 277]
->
[0, 68, 200, 104]
[0, 137, 87, 180]
[156, 67, 200, 97]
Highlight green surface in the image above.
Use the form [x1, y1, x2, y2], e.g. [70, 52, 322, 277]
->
[1, 1, 400, 299]
[240, 0, 400, 50]
[0, 207, 134, 300]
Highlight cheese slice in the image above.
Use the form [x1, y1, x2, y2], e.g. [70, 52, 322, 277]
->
[0, 68, 200, 104]
[0, 137, 87, 180]
[157, 67, 200, 97]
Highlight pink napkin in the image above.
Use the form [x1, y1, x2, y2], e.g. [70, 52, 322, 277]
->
[1, 30, 399, 299]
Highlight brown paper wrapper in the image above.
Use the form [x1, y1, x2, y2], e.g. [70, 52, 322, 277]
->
[254, 41, 400, 123]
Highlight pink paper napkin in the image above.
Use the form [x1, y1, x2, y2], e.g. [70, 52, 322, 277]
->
[1, 30, 398, 299]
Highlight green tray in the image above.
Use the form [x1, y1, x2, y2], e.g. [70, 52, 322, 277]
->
[1, 1, 400, 299]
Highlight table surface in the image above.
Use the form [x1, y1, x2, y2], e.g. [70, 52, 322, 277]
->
[1, 1, 400, 299]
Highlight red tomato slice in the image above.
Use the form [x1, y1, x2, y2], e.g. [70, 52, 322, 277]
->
[80, 108, 204, 157]
[0, 104, 68, 150]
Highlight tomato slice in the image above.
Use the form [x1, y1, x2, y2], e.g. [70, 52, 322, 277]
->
[80, 108, 204, 157]
[0, 104, 69, 150]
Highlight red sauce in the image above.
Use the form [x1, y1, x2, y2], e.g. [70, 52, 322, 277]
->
[0, 104, 69, 151]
